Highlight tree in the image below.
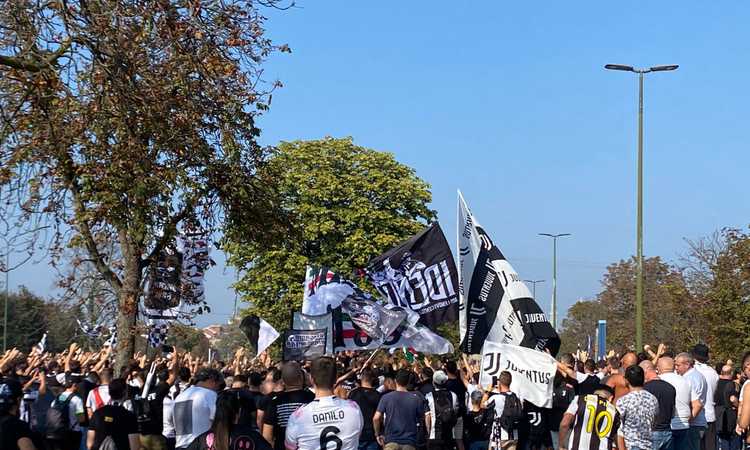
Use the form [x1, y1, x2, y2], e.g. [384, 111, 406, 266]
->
[0, 1, 290, 371]
[558, 299, 606, 355]
[225, 137, 435, 331]
[698, 228, 750, 362]
[560, 256, 699, 354]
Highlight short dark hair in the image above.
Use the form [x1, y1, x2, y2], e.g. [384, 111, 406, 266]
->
[178, 367, 191, 382]
[360, 369, 376, 385]
[607, 356, 621, 370]
[310, 357, 337, 390]
[194, 368, 223, 384]
[421, 367, 433, 381]
[100, 367, 114, 383]
[584, 359, 596, 373]
[444, 360, 459, 376]
[281, 362, 303, 387]
[234, 374, 248, 384]
[560, 353, 575, 366]
[624, 365, 645, 388]
[108, 378, 127, 401]
[249, 372, 263, 387]
[395, 369, 411, 387]
[498, 371, 512, 387]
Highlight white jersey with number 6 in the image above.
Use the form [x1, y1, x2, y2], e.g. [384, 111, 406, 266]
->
[285, 395, 363, 450]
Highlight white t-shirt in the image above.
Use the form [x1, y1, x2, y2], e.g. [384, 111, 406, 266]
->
[284, 395, 363, 450]
[55, 391, 85, 432]
[173, 385, 217, 448]
[86, 385, 111, 413]
[695, 362, 719, 423]
[660, 371, 696, 430]
[486, 392, 520, 441]
[683, 368, 708, 427]
[425, 389, 459, 439]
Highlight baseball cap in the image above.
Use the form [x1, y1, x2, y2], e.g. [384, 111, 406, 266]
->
[432, 370, 449, 386]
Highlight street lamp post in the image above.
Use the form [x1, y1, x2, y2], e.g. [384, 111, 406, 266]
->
[604, 63, 678, 351]
[538, 233, 571, 330]
[523, 279, 545, 299]
[1, 239, 9, 353]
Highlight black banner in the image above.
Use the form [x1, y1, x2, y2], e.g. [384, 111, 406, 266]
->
[511, 298, 561, 357]
[366, 222, 459, 331]
[282, 329, 327, 361]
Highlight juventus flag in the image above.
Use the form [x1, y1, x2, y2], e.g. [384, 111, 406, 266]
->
[282, 329, 327, 361]
[480, 342, 557, 408]
[458, 192, 560, 355]
[302, 266, 358, 315]
[239, 315, 280, 356]
[366, 222, 459, 331]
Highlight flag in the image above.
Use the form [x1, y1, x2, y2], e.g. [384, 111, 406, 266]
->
[145, 308, 179, 348]
[239, 315, 280, 356]
[366, 223, 459, 331]
[332, 307, 453, 354]
[292, 311, 334, 355]
[282, 329, 327, 361]
[341, 293, 406, 340]
[35, 333, 47, 354]
[103, 326, 117, 349]
[480, 342, 557, 408]
[302, 266, 358, 315]
[457, 192, 560, 355]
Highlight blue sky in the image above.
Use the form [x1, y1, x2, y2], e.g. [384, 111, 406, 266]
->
[7, 2, 750, 329]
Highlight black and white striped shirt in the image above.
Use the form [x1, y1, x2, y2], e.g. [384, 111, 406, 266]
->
[565, 394, 621, 450]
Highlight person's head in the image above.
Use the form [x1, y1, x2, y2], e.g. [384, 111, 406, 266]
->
[597, 360, 607, 372]
[639, 360, 658, 382]
[674, 353, 694, 376]
[560, 353, 575, 369]
[624, 365, 645, 388]
[248, 372, 263, 390]
[64, 373, 81, 392]
[0, 379, 23, 415]
[99, 367, 114, 384]
[636, 352, 649, 364]
[211, 391, 241, 450]
[395, 369, 411, 388]
[720, 365, 733, 379]
[232, 374, 248, 389]
[432, 370, 449, 388]
[498, 371, 512, 390]
[421, 367, 434, 383]
[594, 384, 615, 402]
[691, 344, 710, 364]
[741, 352, 750, 379]
[607, 356, 621, 372]
[360, 369, 376, 388]
[621, 351, 638, 370]
[310, 357, 337, 392]
[281, 362, 304, 390]
[108, 378, 127, 402]
[657, 356, 675, 374]
[584, 359, 596, 374]
[157, 369, 170, 384]
[194, 368, 224, 392]
[178, 367, 191, 383]
[444, 360, 459, 377]
[470, 389, 484, 408]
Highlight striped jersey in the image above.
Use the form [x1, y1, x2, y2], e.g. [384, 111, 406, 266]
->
[565, 394, 621, 450]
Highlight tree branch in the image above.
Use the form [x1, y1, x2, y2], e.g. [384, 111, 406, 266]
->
[0, 41, 72, 73]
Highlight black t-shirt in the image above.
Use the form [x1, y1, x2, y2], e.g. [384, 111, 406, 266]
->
[444, 378, 467, 416]
[138, 381, 170, 435]
[644, 379, 676, 431]
[521, 402, 552, 446]
[0, 414, 36, 450]
[263, 389, 315, 450]
[90, 404, 139, 450]
[348, 386, 381, 442]
[187, 424, 273, 450]
[418, 381, 434, 397]
[227, 388, 258, 429]
[78, 379, 97, 426]
[463, 408, 494, 443]
[716, 379, 738, 408]
[549, 382, 575, 432]
[575, 374, 601, 397]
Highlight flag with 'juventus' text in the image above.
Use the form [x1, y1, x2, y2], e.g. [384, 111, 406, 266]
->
[458, 192, 560, 355]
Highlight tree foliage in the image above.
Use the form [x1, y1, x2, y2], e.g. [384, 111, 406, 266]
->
[0, 0, 290, 371]
[225, 137, 435, 331]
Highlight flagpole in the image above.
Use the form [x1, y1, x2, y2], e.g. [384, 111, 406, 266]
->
[360, 348, 380, 372]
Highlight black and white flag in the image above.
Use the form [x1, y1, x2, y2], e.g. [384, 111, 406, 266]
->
[366, 222, 459, 331]
[239, 315, 280, 356]
[283, 329, 327, 361]
[341, 294, 406, 341]
[458, 192, 560, 355]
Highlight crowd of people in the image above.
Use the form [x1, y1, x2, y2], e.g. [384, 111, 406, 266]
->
[1, 341, 750, 450]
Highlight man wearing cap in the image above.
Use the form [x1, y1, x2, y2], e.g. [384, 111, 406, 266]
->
[692, 344, 719, 450]
[0, 378, 39, 450]
[424, 370, 459, 450]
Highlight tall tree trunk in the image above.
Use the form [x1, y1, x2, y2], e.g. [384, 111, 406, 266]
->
[114, 251, 142, 376]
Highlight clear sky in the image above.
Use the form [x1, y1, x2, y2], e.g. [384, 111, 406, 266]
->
[6, 2, 750, 329]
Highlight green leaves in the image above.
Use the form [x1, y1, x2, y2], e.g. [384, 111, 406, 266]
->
[225, 137, 434, 331]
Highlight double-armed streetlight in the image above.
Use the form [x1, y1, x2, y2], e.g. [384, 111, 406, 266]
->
[523, 279, 545, 299]
[604, 63, 678, 350]
[538, 233, 571, 330]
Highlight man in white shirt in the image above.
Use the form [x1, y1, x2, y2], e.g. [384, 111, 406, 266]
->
[676, 352, 708, 450]
[172, 368, 222, 449]
[86, 368, 113, 419]
[657, 356, 694, 450]
[285, 356, 363, 450]
[485, 371, 520, 449]
[692, 344, 719, 450]
[425, 370, 460, 450]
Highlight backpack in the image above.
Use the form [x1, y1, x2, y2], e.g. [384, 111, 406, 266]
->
[498, 392, 523, 432]
[433, 389, 457, 439]
[45, 394, 73, 439]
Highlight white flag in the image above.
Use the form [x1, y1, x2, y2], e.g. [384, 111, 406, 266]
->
[302, 266, 357, 315]
[479, 342, 557, 408]
[292, 311, 335, 355]
[35, 333, 47, 354]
